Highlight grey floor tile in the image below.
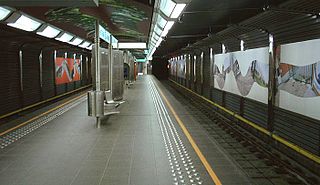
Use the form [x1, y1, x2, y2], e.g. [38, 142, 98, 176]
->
[71, 176, 101, 185]
[100, 176, 129, 185]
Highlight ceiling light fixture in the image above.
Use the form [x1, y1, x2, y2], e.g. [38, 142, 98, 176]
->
[86, 44, 93, 50]
[68, 38, 84, 46]
[157, 14, 167, 29]
[156, 38, 163, 48]
[79, 41, 91, 48]
[7, 15, 41, 32]
[0, 7, 11, 21]
[118, 42, 147, 49]
[170, 4, 186, 18]
[55, 33, 74, 42]
[37, 25, 60, 38]
[161, 21, 174, 37]
[160, 0, 176, 17]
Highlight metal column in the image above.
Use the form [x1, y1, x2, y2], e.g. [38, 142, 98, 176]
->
[95, 20, 101, 92]
[109, 37, 113, 97]
[95, 19, 101, 128]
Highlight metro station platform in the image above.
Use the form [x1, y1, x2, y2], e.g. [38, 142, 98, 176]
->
[0, 76, 295, 185]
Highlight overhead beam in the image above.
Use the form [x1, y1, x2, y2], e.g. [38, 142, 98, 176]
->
[0, 0, 99, 7]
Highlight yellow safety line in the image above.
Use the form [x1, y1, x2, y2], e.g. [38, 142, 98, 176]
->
[169, 79, 320, 164]
[156, 80, 222, 185]
[0, 93, 87, 137]
[0, 84, 92, 120]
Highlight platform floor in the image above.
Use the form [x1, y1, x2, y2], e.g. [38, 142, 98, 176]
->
[0, 76, 252, 185]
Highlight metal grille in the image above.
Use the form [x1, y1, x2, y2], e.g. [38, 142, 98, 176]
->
[243, 98, 268, 129]
[113, 50, 124, 101]
[211, 88, 223, 105]
[41, 49, 55, 99]
[0, 41, 21, 116]
[21, 44, 41, 106]
[224, 92, 241, 114]
[274, 107, 320, 155]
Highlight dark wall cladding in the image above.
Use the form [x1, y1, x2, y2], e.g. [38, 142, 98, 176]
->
[0, 41, 21, 115]
[195, 52, 202, 95]
[243, 98, 268, 128]
[202, 48, 211, 98]
[168, 0, 320, 168]
[21, 44, 41, 107]
[211, 88, 223, 105]
[152, 58, 168, 80]
[224, 93, 241, 114]
[274, 107, 320, 155]
[41, 48, 55, 99]
[0, 43, 92, 117]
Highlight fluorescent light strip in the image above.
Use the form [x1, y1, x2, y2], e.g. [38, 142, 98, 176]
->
[118, 42, 146, 49]
[170, 4, 186, 18]
[154, 25, 162, 36]
[86, 44, 92, 50]
[160, 0, 176, 17]
[152, 33, 160, 41]
[79, 41, 91, 48]
[240, 40, 245, 51]
[0, 7, 11, 21]
[156, 38, 163, 48]
[157, 14, 167, 29]
[68, 38, 83, 46]
[161, 21, 174, 37]
[8, 15, 41, 32]
[37, 25, 60, 38]
[112, 43, 118, 48]
[55, 33, 74, 42]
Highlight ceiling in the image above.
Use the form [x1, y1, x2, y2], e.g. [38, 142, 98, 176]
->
[0, 0, 99, 7]
[4, 0, 154, 58]
[18, 0, 153, 42]
[154, 0, 288, 57]
[4, 0, 307, 59]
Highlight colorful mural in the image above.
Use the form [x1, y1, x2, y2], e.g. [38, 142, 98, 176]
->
[277, 62, 320, 97]
[213, 56, 269, 96]
[55, 57, 81, 85]
[45, 0, 149, 40]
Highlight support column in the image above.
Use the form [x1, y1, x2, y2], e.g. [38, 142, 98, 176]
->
[53, 50, 57, 96]
[39, 51, 43, 100]
[109, 36, 113, 96]
[95, 20, 101, 92]
[267, 34, 275, 133]
[94, 19, 101, 128]
[19, 50, 23, 109]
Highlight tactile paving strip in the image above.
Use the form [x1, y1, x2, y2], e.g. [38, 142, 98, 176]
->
[0, 96, 87, 149]
[149, 80, 203, 185]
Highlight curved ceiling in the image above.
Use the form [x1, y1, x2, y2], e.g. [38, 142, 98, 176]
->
[154, 0, 288, 58]
[17, 0, 154, 43]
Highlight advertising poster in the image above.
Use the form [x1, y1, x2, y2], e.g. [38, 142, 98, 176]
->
[277, 39, 320, 120]
[55, 57, 81, 85]
[213, 47, 269, 103]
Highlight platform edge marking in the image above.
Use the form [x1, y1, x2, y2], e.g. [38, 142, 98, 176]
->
[0, 93, 86, 137]
[169, 79, 320, 164]
[155, 79, 223, 185]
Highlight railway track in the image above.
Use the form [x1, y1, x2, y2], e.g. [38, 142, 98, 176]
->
[165, 81, 319, 185]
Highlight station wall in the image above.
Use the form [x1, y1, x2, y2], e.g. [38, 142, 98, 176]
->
[213, 47, 269, 104]
[169, 37, 320, 159]
[276, 39, 320, 120]
[0, 41, 92, 119]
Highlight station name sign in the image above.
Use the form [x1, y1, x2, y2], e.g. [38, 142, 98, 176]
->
[99, 25, 118, 45]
